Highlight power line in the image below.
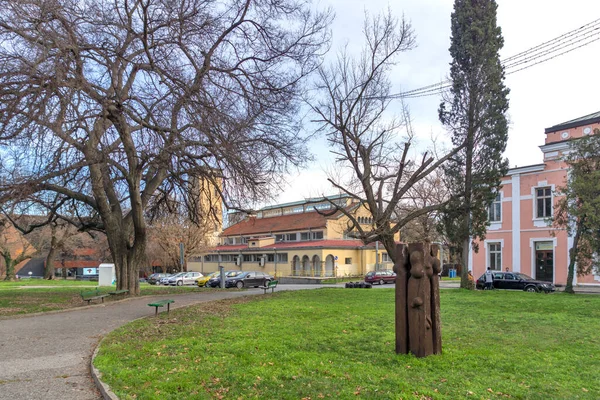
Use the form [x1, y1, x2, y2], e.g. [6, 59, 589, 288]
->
[382, 18, 600, 100]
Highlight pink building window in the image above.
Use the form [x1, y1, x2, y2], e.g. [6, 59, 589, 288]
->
[488, 193, 501, 222]
[536, 187, 552, 218]
[488, 243, 502, 271]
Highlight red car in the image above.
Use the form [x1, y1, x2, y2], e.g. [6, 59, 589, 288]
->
[364, 270, 396, 285]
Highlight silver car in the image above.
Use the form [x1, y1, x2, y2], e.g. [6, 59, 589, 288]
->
[168, 271, 203, 286]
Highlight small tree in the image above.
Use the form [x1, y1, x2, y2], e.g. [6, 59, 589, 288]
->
[438, 0, 510, 289]
[553, 132, 600, 293]
[148, 215, 214, 272]
[0, 218, 34, 280]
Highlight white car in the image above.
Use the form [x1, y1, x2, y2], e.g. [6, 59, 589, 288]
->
[168, 271, 203, 286]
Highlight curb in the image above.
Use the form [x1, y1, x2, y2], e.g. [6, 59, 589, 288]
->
[91, 341, 120, 400]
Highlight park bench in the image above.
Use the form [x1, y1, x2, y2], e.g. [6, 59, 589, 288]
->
[80, 289, 109, 305]
[108, 289, 129, 297]
[148, 299, 175, 316]
[259, 280, 278, 294]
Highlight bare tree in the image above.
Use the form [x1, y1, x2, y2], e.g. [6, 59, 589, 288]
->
[147, 213, 215, 272]
[398, 169, 448, 244]
[309, 10, 463, 262]
[0, 0, 332, 294]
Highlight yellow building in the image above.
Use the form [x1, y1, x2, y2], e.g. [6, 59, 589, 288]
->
[188, 195, 399, 278]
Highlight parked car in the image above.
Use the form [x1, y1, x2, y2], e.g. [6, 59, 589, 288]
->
[159, 274, 174, 285]
[148, 273, 171, 285]
[364, 270, 396, 285]
[168, 271, 203, 286]
[206, 271, 243, 288]
[225, 271, 273, 289]
[475, 271, 555, 293]
[196, 271, 219, 287]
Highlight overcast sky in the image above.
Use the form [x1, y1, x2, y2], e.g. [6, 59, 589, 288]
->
[272, 0, 600, 205]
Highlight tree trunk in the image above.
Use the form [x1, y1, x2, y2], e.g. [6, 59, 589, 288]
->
[3, 254, 16, 281]
[565, 217, 584, 294]
[45, 234, 58, 280]
[110, 234, 145, 296]
[44, 247, 57, 280]
[460, 116, 474, 289]
[460, 236, 470, 289]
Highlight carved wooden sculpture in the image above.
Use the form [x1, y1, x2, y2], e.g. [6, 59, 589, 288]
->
[394, 242, 442, 357]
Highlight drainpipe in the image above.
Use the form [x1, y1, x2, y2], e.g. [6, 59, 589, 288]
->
[375, 241, 379, 271]
[274, 248, 278, 278]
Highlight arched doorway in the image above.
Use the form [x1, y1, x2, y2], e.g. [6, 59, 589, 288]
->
[302, 255, 311, 276]
[313, 255, 322, 277]
[325, 254, 334, 277]
[292, 256, 300, 276]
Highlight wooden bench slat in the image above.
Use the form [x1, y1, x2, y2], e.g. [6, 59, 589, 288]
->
[80, 289, 109, 304]
[108, 290, 129, 296]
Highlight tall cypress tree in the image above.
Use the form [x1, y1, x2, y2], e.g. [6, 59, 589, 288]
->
[439, 0, 509, 289]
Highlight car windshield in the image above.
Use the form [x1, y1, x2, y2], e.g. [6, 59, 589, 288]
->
[514, 273, 534, 280]
[171, 272, 185, 278]
[226, 271, 242, 277]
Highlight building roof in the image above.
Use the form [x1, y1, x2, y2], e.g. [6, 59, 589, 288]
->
[212, 239, 373, 252]
[545, 111, 600, 133]
[259, 194, 349, 211]
[222, 211, 334, 236]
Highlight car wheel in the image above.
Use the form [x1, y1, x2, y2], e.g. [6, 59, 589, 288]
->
[525, 285, 538, 293]
[176, 280, 183, 286]
[379, 279, 385, 285]
[236, 281, 244, 289]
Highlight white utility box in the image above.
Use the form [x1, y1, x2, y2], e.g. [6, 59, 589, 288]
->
[98, 263, 116, 286]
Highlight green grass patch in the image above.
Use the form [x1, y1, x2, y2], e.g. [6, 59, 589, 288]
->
[0, 279, 98, 287]
[0, 283, 207, 317]
[94, 289, 600, 399]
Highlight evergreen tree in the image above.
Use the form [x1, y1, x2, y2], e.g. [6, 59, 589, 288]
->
[439, 0, 509, 289]
[553, 132, 600, 293]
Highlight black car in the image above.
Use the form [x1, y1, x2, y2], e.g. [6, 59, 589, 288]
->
[225, 271, 273, 289]
[476, 271, 555, 293]
[147, 273, 171, 285]
[206, 271, 243, 288]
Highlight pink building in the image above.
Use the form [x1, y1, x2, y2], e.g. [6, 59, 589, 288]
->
[471, 111, 600, 287]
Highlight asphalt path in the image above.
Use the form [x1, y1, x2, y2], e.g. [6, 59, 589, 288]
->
[0, 282, 459, 400]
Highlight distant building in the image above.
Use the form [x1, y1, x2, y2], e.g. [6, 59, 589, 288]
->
[189, 195, 399, 278]
[471, 111, 600, 286]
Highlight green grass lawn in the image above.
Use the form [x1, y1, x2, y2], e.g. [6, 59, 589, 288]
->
[0, 283, 205, 317]
[94, 289, 600, 400]
[0, 278, 98, 287]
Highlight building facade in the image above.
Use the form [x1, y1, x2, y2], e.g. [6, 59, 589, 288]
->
[189, 195, 398, 278]
[471, 111, 600, 286]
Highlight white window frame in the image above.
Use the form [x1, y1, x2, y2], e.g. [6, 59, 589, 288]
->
[531, 182, 555, 227]
[488, 193, 502, 223]
[484, 239, 504, 271]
